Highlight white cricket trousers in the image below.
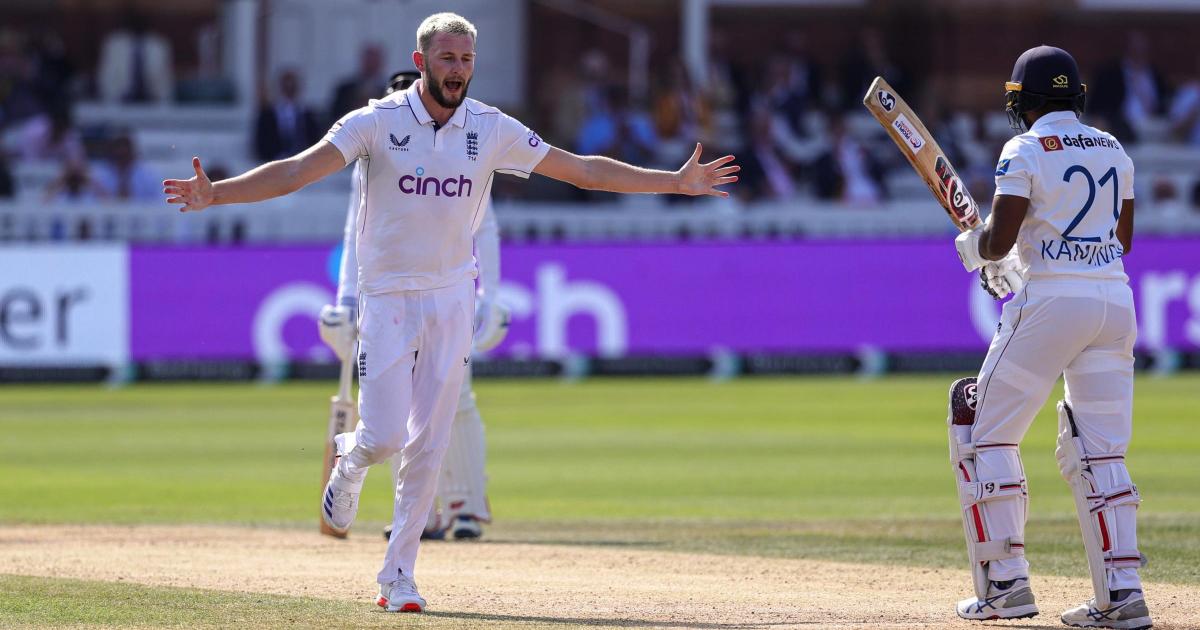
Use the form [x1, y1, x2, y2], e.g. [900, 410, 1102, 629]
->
[972, 278, 1141, 590]
[338, 280, 474, 585]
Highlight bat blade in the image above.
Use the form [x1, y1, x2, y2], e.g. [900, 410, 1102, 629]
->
[862, 76, 982, 232]
[319, 358, 357, 539]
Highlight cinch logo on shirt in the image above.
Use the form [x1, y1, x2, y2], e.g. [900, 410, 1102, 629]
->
[398, 167, 474, 197]
[1039, 136, 1063, 152]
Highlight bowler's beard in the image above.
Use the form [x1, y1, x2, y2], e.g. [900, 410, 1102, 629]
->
[425, 68, 471, 109]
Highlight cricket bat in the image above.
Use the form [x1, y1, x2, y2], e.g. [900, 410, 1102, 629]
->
[862, 76, 982, 232]
[319, 356, 357, 538]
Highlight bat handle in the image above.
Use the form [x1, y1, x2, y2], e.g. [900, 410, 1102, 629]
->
[336, 355, 355, 402]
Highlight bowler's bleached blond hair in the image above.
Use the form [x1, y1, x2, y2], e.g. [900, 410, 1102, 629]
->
[417, 13, 477, 54]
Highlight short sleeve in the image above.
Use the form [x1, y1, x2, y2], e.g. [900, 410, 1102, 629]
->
[993, 138, 1033, 199]
[323, 107, 376, 164]
[1120, 153, 1135, 200]
[492, 113, 551, 178]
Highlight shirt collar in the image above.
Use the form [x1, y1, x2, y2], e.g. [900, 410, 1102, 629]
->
[1029, 110, 1078, 133]
[405, 80, 467, 129]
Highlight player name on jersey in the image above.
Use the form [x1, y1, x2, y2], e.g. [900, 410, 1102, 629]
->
[1040, 240, 1125, 266]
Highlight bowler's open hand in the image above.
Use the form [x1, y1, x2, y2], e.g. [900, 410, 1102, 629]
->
[677, 143, 739, 198]
[163, 157, 213, 212]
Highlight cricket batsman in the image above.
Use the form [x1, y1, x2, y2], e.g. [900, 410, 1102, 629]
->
[947, 46, 1150, 629]
[163, 12, 738, 613]
[320, 70, 507, 542]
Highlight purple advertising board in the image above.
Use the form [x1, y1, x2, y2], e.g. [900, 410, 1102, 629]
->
[129, 238, 1200, 361]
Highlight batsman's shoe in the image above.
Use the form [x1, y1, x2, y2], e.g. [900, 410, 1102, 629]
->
[377, 572, 426, 613]
[956, 578, 1039, 621]
[381, 523, 448, 541]
[450, 515, 483, 540]
[1061, 590, 1152, 630]
[319, 471, 361, 535]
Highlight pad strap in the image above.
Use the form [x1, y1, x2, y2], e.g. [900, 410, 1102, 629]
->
[959, 477, 1027, 506]
[953, 441, 1019, 460]
[1104, 549, 1146, 569]
[973, 537, 1025, 562]
[1083, 451, 1126, 465]
[1086, 483, 1141, 514]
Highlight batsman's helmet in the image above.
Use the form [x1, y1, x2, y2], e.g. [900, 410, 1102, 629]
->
[385, 70, 421, 96]
[1004, 45, 1086, 132]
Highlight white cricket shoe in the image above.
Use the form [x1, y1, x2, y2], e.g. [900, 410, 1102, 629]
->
[956, 578, 1039, 621]
[376, 572, 426, 613]
[319, 467, 361, 535]
[1061, 590, 1152, 629]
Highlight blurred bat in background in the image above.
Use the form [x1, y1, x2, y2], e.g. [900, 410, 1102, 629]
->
[319, 356, 356, 538]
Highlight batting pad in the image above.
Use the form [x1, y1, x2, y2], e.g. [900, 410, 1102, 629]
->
[948, 377, 1028, 600]
[1056, 401, 1145, 607]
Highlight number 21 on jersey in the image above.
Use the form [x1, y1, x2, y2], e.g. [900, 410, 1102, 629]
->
[1061, 165, 1120, 242]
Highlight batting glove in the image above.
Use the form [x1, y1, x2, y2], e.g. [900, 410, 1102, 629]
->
[318, 304, 358, 362]
[979, 250, 1026, 300]
[473, 298, 511, 352]
[954, 227, 988, 272]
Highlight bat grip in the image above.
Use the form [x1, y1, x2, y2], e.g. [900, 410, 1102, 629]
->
[336, 355, 355, 401]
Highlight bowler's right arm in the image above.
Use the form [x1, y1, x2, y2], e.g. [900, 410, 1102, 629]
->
[163, 140, 348, 213]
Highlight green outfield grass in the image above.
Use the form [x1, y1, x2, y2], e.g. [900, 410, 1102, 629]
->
[1, 375, 1198, 587]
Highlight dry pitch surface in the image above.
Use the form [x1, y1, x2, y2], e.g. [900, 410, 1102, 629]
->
[2, 525, 1196, 629]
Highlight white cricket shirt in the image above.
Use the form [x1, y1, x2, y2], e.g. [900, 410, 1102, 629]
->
[324, 81, 549, 295]
[994, 111, 1135, 282]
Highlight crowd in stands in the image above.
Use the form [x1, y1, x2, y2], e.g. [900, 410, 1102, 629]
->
[4, 14, 1200, 239]
[0, 16, 168, 213]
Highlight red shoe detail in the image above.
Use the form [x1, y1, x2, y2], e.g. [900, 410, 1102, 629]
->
[376, 596, 388, 608]
[399, 603, 423, 613]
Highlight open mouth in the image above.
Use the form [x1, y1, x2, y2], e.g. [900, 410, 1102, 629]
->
[444, 79, 464, 92]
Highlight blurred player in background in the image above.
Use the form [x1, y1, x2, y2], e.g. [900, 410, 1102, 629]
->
[319, 70, 506, 542]
[949, 46, 1150, 629]
[163, 12, 737, 614]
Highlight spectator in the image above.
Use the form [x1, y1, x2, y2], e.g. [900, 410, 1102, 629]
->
[28, 32, 74, 108]
[1168, 54, 1200, 145]
[255, 69, 321, 162]
[9, 100, 85, 163]
[737, 104, 799, 202]
[97, 6, 174, 103]
[653, 59, 710, 164]
[543, 49, 611, 149]
[811, 111, 885, 204]
[575, 86, 657, 166]
[328, 44, 385, 123]
[1089, 31, 1167, 143]
[779, 32, 824, 121]
[44, 158, 104, 204]
[0, 29, 43, 127]
[92, 132, 160, 202]
[762, 57, 826, 166]
[839, 27, 908, 112]
[702, 30, 744, 147]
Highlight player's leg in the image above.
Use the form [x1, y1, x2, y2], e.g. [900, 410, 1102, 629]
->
[375, 281, 474, 612]
[384, 450, 446, 541]
[323, 294, 417, 534]
[437, 367, 490, 539]
[1057, 286, 1151, 629]
[954, 289, 1094, 620]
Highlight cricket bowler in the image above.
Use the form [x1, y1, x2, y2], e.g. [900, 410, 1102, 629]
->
[948, 46, 1150, 629]
[163, 12, 738, 613]
[320, 70, 506, 542]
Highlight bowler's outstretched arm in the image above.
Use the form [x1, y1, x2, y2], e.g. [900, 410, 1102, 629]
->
[163, 141, 347, 212]
[533, 142, 738, 198]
